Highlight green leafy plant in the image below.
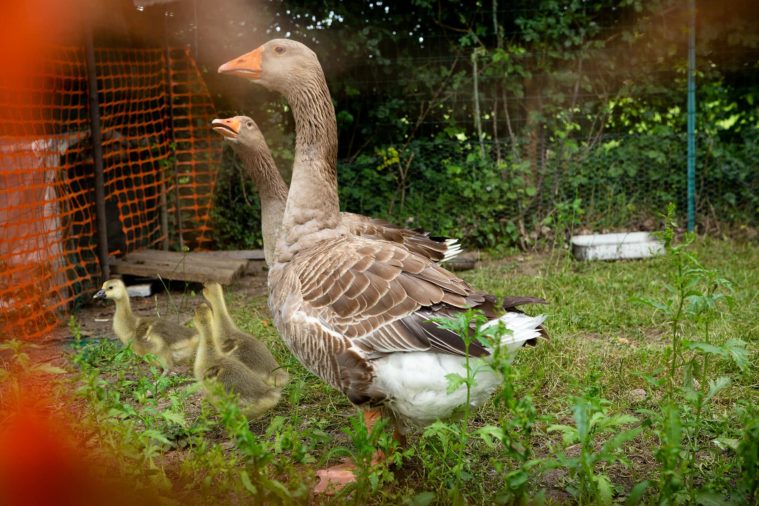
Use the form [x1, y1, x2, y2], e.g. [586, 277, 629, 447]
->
[545, 388, 642, 506]
[476, 319, 544, 504]
[418, 310, 493, 503]
[636, 205, 750, 504]
[324, 410, 409, 501]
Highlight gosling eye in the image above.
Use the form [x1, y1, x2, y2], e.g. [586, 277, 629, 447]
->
[274, 46, 285, 54]
[107, 286, 113, 290]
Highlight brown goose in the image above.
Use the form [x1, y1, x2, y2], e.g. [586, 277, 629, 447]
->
[219, 39, 547, 490]
[93, 279, 198, 371]
[211, 115, 461, 267]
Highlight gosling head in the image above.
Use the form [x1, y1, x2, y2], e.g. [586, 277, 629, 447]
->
[211, 116, 267, 153]
[202, 281, 224, 302]
[193, 302, 214, 330]
[93, 279, 127, 301]
[218, 38, 322, 95]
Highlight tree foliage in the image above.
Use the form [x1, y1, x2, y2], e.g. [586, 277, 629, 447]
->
[177, 0, 759, 249]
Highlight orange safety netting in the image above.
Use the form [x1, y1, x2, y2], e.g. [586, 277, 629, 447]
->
[0, 46, 221, 341]
[168, 48, 219, 249]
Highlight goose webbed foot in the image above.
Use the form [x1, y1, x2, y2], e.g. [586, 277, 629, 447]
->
[313, 460, 357, 495]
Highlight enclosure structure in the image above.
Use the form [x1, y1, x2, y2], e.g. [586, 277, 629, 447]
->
[0, 44, 222, 341]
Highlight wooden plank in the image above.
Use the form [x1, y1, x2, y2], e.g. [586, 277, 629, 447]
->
[124, 250, 244, 269]
[110, 249, 247, 285]
[110, 261, 228, 284]
[191, 249, 266, 261]
[111, 259, 242, 284]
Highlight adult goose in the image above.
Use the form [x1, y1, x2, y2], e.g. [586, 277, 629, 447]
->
[219, 39, 547, 490]
[211, 115, 461, 267]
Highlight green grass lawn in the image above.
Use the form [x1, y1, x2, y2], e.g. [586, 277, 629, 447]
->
[3, 237, 756, 505]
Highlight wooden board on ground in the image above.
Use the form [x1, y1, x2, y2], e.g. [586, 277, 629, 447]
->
[110, 250, 248, 285]
[185, 249, 267, 276]
[190, 249, 265, 261]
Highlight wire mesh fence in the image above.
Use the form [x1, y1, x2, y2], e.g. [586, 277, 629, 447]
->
[331, 46, 758, 245]
[338, 128, 758, 250]
[0, 45, 221, 341]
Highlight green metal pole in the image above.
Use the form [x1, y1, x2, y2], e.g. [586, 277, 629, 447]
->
[687, 0, 696, 231]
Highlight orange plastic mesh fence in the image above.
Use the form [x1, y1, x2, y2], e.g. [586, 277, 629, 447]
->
[167, 48, 219, 249]
[0, 46, 221, 340]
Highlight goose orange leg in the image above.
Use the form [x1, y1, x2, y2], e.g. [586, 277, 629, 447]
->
[313, 409, 401, 495]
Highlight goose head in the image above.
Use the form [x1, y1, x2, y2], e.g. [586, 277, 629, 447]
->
[211, 116, 267, 152]
[93, 279, 128, 301]
[201, 281, 224, 305]
[218, 38, 322, 94]
[193, 302, 213, 330]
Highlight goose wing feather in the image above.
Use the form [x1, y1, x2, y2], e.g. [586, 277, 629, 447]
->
[341, 212, 454, 262]
[292, 236, 493, 358]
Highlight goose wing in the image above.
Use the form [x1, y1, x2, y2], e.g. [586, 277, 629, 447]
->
[341, 212, 461, 263]
[292, 236, 495, 359]
[148, 319, 196, 345]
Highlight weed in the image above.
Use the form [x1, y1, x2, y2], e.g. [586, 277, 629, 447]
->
[476, 317, 544, 504]
[636, 205, 752, 504]
[420, 310, 494, 504]
[545, 386, 642, 505]
[328, 410, 409, 502]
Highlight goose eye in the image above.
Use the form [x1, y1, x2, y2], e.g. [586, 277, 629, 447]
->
[274, 46, 285, 54]
[247, 122, 253, 128]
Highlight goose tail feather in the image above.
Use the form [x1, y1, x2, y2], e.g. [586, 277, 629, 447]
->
[441, 239, 463, 262]
[482, 312, 547, 352]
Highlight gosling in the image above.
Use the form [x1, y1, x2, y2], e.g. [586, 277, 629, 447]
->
[202, 282, 288, 387]
[192, 303, 281, 419]
[93, 279, 198, 370]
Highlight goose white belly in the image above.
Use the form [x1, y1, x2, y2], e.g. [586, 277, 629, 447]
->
[372, 352, 501, 429]
[369, 311, 546, 430]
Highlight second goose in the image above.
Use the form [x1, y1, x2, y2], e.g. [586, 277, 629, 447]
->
[211, 114, 462, 267]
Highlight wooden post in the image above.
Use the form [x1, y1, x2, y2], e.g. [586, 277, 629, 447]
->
[85, 26, 110, 279]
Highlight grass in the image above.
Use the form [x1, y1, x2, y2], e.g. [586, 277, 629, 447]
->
[1, 236, 757, 505]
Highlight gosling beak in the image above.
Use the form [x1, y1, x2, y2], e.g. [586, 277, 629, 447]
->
[93, 289, 106, 299]
[211, 117, 241, 140]
[218, 47, 263, 79]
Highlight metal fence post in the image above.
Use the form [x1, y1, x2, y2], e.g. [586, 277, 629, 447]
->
[85, 26, 110, 279]
[687, 0, 697, 232]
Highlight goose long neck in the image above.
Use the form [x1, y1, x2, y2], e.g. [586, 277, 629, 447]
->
[194, 325, 217, 377]
[114, 296, 137, 329]
[237, 146, 288, 265]
[209, 291, 237, 336]
[275, 71, 341, 261]
[239, 148, 289, 203]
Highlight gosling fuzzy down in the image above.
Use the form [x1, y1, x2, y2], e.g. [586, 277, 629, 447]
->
[192, 303, 282, 419]
[93, 279, 198, 370]
[202, 282, 289, 388]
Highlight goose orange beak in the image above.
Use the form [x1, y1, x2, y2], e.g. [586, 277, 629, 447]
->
[211, 117, 241, 140]
[218, 47, 263, 79]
